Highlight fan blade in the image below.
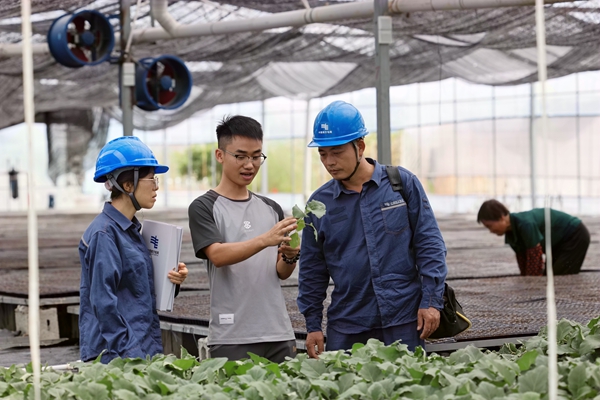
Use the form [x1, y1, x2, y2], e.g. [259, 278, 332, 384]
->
[153, 62, 165, 78]
[92, 29, 101, 47]
[160, 63, 174, 78]
[158, 90, 177, 105]
[72, 16, 86, 32]
[71, 47, 89, 62]
[146, 64, 160, 102]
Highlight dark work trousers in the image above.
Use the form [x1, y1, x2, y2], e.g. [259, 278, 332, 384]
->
[551, 222, 590, 275]
[209, 339, 296, 363]
[326, 320, 424, 353]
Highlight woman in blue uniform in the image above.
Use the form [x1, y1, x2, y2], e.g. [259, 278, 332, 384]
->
[79, 136, 188, 363]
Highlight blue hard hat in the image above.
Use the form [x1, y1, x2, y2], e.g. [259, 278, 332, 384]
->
[94, 136, 168, 182]
[308, 101, 369, 148]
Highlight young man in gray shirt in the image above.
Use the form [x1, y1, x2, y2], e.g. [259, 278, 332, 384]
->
[188, 115, 299, 362]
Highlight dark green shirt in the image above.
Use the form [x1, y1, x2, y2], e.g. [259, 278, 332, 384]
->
[504, 208, 581, 253]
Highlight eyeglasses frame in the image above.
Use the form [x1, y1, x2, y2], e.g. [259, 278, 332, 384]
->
[139, 176, 159, 188]
[221, 149, 267, 166]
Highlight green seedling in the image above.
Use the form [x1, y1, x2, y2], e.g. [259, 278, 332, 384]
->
[289, 200, 326, 248]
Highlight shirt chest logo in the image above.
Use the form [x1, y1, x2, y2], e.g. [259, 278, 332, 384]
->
[243, 221, 252, 229]
[383, 199, 405, 208]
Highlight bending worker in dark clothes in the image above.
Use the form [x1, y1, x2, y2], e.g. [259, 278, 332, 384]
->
[477, 199, 590, 276]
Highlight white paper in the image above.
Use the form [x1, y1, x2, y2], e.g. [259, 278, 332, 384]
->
[141, 220, 183, 312]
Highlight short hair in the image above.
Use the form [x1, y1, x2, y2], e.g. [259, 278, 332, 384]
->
[216, 115, 263, 149]
[110, 166, 153, 200]
[477, 199, 510, 223]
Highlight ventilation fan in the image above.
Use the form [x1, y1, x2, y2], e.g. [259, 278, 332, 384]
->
[47, 10, 115, 68]
[135, 55, 192, 111]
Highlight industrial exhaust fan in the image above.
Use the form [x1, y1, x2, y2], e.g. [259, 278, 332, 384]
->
[47, 10, 192, 111]
[47, 10, 115, 67]
[135, 55, 192, 111]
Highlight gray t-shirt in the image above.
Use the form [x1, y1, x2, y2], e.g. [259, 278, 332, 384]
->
[188, 190, 295, 345]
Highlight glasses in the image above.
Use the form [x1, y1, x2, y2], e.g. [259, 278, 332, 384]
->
[139, 176, 159, 188]
[222, 149, 267, 166]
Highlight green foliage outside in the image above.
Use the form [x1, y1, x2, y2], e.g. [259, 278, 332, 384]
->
[174, 144, 222, 182]
[172, 131, 410, 194]
[2, 317, 600, 399]
[171, 131, 410, 194]
[262, 139, 310, 194]
[173, 139, 320, 193]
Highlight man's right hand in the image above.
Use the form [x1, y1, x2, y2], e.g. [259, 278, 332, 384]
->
[305, 331, 324, 359]
[262, 217, 298, 247]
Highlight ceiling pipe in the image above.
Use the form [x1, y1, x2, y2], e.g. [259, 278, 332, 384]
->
[388, 0, 566, 12]
[134, 0, 374, 42]
[0, 0, 574, 56]
[132, 0, 569, 42]
[150, 0, 180, 36]
[0, 43, 49, 56]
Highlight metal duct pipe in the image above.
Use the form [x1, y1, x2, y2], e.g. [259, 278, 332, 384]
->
[0, 43, 49, 56]
[132, 0, 569, 42]
[150, 0, 180, 35]
[0, 0, 574, 55]
[132, 1, 374, 42]
[388, 0, 566, 12]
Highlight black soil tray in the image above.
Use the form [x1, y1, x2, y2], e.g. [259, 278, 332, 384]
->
[159, 272, 600, 342]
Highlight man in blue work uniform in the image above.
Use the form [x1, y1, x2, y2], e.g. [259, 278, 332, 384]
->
[297, 101, 448, 358]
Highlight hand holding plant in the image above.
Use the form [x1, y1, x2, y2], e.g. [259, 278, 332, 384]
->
[289, 200, 326, 248]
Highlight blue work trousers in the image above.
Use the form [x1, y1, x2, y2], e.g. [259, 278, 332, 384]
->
[326, 321, 424, 352]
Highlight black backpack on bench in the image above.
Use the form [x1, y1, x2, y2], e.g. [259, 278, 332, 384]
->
[385, 165, 471, 339]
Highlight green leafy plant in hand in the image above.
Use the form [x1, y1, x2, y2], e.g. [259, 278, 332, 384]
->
[289, 200, 326, 248]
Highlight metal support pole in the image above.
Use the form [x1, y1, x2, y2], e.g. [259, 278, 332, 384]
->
[303, 99, 313, 204]
[575, 73, 581, 214]
[5, 160, 9, 212]
[187, 119, 193, 203]
[149, 0, 155, 27]
[120, 0, 134, 136]
[20, 0, 41, 398]
[453, 79, 458, 212]
[492, 86, 497, 198]
[534, 0, 557, 394]
[529, 83, 537, 208]
[211, 110, 217, 188]
[45, 113, 53, 173]
[374, 0, 392, 165]
[417, 83, 422, 178]
[162, 129, 169, 208]
[260, 100, 268, 195]
[290, 101, 296, 204]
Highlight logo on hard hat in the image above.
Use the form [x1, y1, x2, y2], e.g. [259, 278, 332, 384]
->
[318, 122, 332, 135]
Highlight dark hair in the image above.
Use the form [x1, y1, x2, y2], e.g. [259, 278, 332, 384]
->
[216, 115, 263, 149]
[477, 199, 510, 223]
[110, 167, 153, 200]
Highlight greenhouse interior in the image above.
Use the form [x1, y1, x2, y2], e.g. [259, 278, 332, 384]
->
[0, 0, 599, 398]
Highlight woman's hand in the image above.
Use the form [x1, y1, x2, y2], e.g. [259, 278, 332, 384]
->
[168, 262, 188, 285]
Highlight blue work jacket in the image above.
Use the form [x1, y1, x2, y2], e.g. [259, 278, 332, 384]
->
[298, 159, 447, 334]
[78, 202, 163, 363]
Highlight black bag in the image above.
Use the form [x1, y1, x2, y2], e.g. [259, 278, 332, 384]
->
[428, 283, 471, 339]
[385, 166, 471, 338]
